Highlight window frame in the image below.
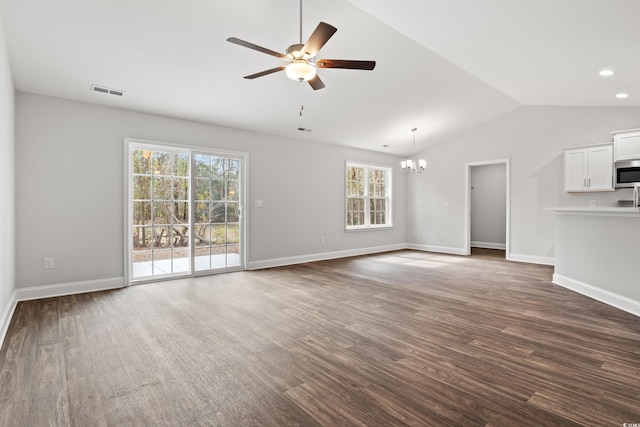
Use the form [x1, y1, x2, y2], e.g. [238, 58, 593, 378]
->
[345, 161, 393, 231]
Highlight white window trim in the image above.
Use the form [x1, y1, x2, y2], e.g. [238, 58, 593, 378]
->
[345, 161, 393, 231]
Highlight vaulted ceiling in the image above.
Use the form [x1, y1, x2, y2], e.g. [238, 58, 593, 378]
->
[1, 0, 638, 155]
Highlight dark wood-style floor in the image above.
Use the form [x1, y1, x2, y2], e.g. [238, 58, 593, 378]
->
[1, 249, 639, 426]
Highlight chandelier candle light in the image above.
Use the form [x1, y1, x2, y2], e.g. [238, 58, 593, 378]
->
[401, 128, 427, 173]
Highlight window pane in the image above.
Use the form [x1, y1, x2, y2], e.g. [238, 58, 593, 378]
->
[152, 250, 172, 274]
[133, 149, 153, 174]
[195, 178, 210, 201]
[227, 203, 239, 223]
[195, 222, 210, 242]
[133, 201, 152, 225]
[211, 203, 225, 223]
[153, 152, 172, 176]
[227, 224, 240, 244]
[173, 153, 189, 177]
[211, 180, 225, 201]
[173, 201, 189, 223]
[227, 180, 239, 201]
[153, 226, 171, 248]
[153, 177, 172, 200]
[347, 166, 365, 197]
[133, 176, 151, 200]
[173, 177, 189, 200]
[153, 202, 171, 225]
[172, 226, 189, 248]
[226, 159, 240, 180]
[195, 202, 209, 223]
[212, 157, 225, 179]
[195, 155, 211, 178]
[132, 226, 152, 250]
[212, 224, 226, 245]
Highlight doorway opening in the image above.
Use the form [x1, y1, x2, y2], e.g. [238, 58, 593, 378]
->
[464, 159, 510, 260]
[125, 140, 247, 284]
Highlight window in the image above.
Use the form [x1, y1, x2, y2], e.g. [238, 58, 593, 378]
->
[346, 162, 392, 229]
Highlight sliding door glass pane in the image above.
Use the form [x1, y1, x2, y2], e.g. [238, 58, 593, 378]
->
[131, 148, 191, 279]
[194, 155, 241, 271]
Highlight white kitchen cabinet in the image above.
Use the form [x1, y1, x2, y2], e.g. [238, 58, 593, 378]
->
[564, 144, 613, 192]
[613, 129, 640, 161]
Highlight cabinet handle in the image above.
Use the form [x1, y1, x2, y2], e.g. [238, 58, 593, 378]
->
[588, 178, 591, 187]
[584, 178, 587, 189]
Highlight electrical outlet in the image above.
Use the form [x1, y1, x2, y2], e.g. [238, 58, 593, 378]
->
[589, 200, 597, 207]
[320, 236, 325, 244]
[44, 257, 54, 269]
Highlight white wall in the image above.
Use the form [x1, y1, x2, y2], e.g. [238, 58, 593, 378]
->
[470, 164, 506, 248]
[407, 106, 640, 264]
[15, 92, 406, 289]
[0, 10, 16, 342]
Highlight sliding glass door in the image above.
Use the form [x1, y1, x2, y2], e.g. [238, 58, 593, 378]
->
[193, 154, 242, 271]
[127, 141, 245, 283]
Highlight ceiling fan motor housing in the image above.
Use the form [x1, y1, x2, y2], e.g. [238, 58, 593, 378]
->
[286, 44, 310, 60]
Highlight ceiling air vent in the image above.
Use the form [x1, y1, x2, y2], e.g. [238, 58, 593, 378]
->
[91, 84, 125, 97]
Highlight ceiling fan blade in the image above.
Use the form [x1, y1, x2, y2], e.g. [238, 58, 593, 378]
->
[316, 59, 376, 70]
[243, 66, 286, 79]
[227, 37, 285, 59]
[302, 22, 337, 57]
[308, 74, 325, 90]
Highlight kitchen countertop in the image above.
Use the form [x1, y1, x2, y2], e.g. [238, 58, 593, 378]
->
[545, 206, 640, 216]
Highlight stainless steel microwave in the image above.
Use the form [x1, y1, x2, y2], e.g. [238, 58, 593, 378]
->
[615, 160, 640, 188]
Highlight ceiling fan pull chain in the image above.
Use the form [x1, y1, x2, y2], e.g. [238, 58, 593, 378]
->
[299, 80, 304, 117]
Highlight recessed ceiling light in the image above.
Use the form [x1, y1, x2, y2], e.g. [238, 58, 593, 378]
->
[599, 69, 615, 77]
[616, 93, 629, 99]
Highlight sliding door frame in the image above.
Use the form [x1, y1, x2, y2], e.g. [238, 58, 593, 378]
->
[124, 138, 248, 285]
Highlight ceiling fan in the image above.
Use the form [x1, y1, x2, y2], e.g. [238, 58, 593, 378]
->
[226, 0, 376, 90]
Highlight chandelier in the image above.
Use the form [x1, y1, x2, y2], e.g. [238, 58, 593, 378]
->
[401, 128, 426, 173]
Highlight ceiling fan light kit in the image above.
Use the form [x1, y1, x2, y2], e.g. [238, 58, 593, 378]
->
[226, 0, 375, 91]
[285, 61, 317, 81]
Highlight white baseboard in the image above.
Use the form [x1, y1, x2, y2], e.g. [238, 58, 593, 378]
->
[0, 290, 18, 353]
[508, 253, 555, 266]
[247, 244, 408, 270]
[406, 244, 467, 256]
[15, 277, 125, 302]
[553, 273, 640, 318]
[471, 241, 506, 250]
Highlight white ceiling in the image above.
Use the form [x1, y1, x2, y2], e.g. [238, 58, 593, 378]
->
[1, 0, 638, 155]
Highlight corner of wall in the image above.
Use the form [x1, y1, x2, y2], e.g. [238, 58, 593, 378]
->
[0, 7, 17, 351]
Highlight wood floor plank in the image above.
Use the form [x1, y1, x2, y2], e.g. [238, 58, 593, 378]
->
[1, 248, 639, 426]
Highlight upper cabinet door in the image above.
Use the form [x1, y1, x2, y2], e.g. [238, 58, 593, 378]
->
[564, 148, 587, 192]
[587, 145, 613, 191]
[614, 130, 640, 161]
